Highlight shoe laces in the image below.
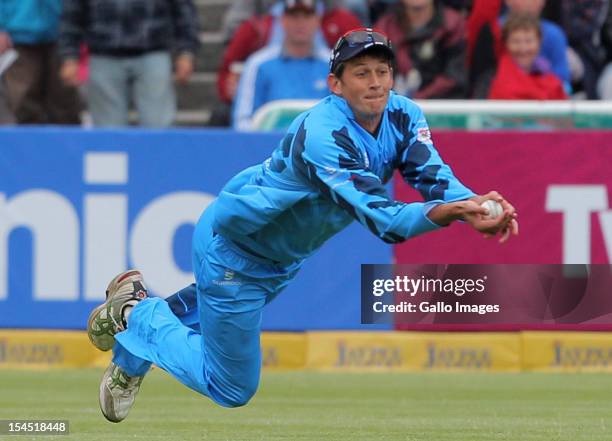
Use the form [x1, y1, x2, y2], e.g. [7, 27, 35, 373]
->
[108, 305, 126, 333]
[109, 365, 142, 396]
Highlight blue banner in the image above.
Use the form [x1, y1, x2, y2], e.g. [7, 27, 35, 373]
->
[0, 128, 390, 330]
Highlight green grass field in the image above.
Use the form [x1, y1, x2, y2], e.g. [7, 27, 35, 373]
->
[0, 369, 611, 441]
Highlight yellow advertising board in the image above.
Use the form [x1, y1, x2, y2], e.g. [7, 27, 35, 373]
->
[3, 330, 612, 373]
[0, 330, 110, 369]
[261, 332, 307, 370]
[410, 332, 521, 372]
[307, 332, 521, 372]
[0, 330, 306, 370]
[307, 331, 412, 371]
[522, 332, 612, 372]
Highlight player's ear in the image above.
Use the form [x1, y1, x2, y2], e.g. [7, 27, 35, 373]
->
[328, 73, 342, 95]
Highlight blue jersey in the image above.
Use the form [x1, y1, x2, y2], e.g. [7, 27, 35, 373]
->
[204, 91, 475, 264]
[232, 45, 330, 130]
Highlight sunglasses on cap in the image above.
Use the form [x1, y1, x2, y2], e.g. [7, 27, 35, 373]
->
[330, 28, 394, 74]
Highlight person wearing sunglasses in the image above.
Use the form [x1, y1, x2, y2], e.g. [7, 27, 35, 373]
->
[86, 27, 519, 422]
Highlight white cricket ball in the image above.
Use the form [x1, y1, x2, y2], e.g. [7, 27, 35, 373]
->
[481, 200, 503, 219]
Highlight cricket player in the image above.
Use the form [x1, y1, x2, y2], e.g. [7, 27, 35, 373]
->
[87, 27, 519, 422]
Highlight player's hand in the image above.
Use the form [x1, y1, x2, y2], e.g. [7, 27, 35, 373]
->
[425, 193, 519, 243]
[60, 59, 80, 86]
[175, 53, 194, 84]
[468, 191, 519, 243]
[0, 32, 12, 54]
[497, 218, 519, 243]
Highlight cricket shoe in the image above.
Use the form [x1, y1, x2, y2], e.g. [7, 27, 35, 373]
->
[87, 270, 148, 351]
[99, 361, 144, 423]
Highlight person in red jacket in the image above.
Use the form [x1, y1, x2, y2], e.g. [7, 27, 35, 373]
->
[488, 13, 567, 100]
[466, 0, 503, 98]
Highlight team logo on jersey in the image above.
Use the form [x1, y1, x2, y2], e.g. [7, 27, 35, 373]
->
[224, 269, 235, 281]
[417, 128, 431, 143]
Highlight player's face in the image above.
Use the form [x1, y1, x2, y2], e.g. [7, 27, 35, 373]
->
[328, 56, 393, 123]
[506, 28, 540, 71]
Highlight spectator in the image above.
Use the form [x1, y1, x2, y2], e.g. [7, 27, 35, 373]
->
[375, 0, 468, 99]
[368, 1, 401, 24]
[217, 1, 360, 106]
[468, 0, 571, 97]
[341, 0, 408, 25]
[0, 43, 16, 124]
[541, 0, 562, 25]
[221, 1, 361, 44]
[441, 0, 471, 13]
[467, 2, 502, 66]
[58, 0, 199, 128]
[0, 0, 81, 124]
[232, 0, 331, 130]
[467, 0, 502, 97]
[342, 0, 372, 24]
[597, 2, 612, 99]
[502, 0, 570, 87]
[488, 13, 567, 100]
[0, 80, 15, 125]
[221, 0, 276, 43]
[560, 0, 608, 99]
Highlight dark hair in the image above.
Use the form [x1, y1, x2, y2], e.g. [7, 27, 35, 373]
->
[332, 46, 394, 78]
[502, 13, 542, 43]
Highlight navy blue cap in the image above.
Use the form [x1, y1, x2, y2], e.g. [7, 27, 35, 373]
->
[330, 28, 394, 74]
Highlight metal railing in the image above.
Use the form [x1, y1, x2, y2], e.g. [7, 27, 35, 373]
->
[250, 99, 612, 131]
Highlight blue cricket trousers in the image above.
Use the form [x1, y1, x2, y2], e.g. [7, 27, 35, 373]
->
[112, 206, 300, 407]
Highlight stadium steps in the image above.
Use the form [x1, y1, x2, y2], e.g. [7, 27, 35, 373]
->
[175, 0, 233, 126]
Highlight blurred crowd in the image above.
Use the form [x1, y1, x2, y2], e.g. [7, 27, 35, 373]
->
[1, 0, 612, 129]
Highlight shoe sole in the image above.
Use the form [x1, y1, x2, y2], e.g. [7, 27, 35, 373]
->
[87, 270, 143, 352]
[87, 303, 115, 351]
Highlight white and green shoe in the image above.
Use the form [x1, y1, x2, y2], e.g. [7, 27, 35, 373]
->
[87, 270, 148, 351]
[99, 362, 144, 423]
